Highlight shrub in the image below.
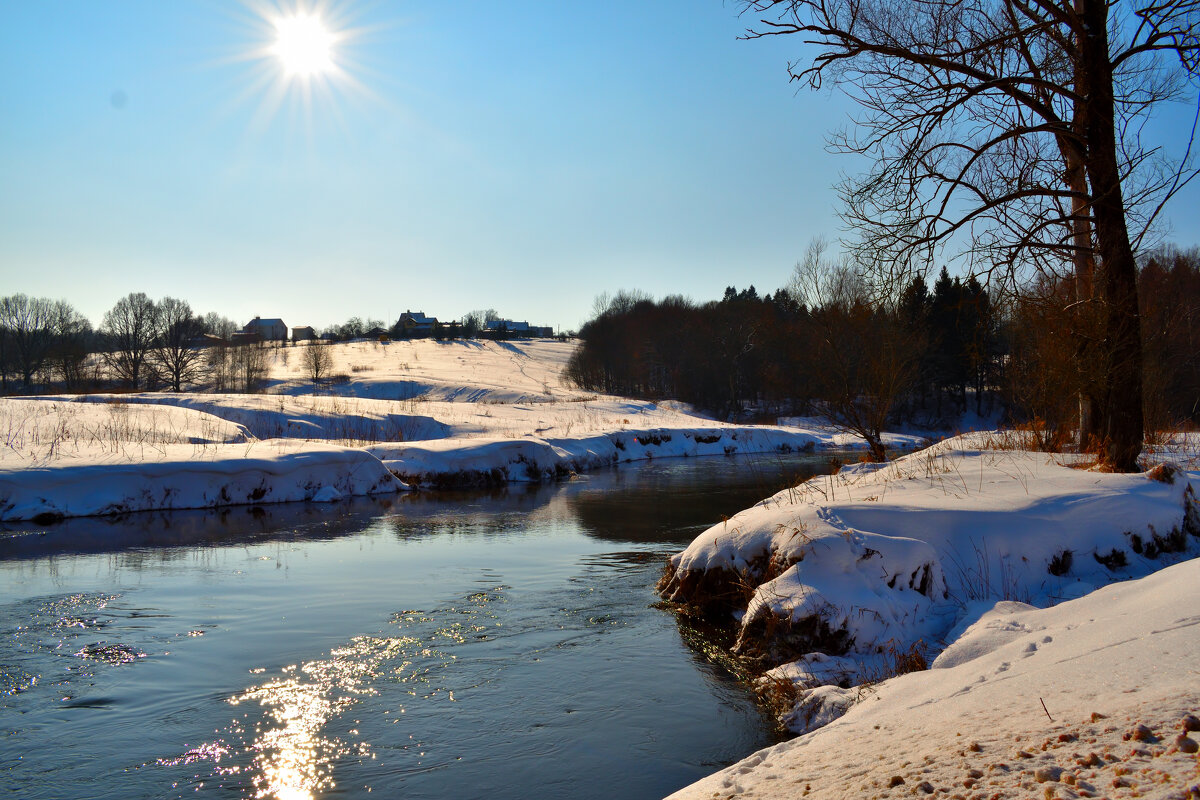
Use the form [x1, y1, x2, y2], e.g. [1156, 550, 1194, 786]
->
[1047, 549, 1073, 576]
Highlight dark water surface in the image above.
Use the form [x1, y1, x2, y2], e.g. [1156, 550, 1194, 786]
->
[0, 452, 841, 800]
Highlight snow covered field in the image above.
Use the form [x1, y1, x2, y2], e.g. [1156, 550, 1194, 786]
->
[660, 433, 1200, 798]
[0, 339, 918, 521]
[257, 337, 578, 402]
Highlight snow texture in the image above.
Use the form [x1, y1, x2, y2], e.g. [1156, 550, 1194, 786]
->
[668, 557, 1200, 799]
[666, 435, 1200, 665]
[661, 432, 1200, 796]
[1, 339, 898, 521]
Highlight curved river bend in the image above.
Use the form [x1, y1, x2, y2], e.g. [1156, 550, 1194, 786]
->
[0, 452, 842, 800]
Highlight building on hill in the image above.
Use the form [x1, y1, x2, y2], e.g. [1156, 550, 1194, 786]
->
[291, 326, 317, 342]
[243, 316, 288, 342]
[365, 326, 390, 341]
[393, 311, 437, 338]
[485, 319, 553, 338]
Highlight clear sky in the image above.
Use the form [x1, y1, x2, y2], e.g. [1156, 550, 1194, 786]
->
[1, 1, 1197, 333]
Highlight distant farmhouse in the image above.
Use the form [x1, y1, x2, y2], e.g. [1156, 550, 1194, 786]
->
[236, 316, 287, 344]
[393, 310, 438, 338]
[485, 319, 554, 338]
[291, 325, 317, 342]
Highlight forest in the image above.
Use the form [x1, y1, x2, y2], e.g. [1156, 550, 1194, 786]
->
[566, 245, 1200, 460]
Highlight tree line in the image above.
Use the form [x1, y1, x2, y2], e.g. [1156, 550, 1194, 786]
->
[0, 294, 560, 394]
[0, 292, 265, 394]
[565, 244, 1200, 460]
[733, 0, 1199, 471]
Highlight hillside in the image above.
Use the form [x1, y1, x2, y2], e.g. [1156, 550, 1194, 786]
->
[0, 339, 918, 521]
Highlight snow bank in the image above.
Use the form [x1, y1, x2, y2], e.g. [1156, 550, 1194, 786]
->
[1, 336, 918, 521]
[0, 440, 405, 521]
[370, 427, 821, 487]
[659, 434, 1200, 729]
[667, 556, 1200, 799]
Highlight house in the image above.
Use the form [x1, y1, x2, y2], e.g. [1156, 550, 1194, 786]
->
[393, 310, 438, 338]
[365, 326, 390, 341]
[243, 316, 288, 342]
[291, 326, 317, 342]
[485, 319, 553, 338]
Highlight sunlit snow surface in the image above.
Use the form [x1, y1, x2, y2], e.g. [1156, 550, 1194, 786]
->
[664, 433, 1200, 798]
[0, 339, 920, 521]
[668, 557, 1200, 799]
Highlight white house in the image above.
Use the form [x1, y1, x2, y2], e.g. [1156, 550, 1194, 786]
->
[243, 317, 288, 342]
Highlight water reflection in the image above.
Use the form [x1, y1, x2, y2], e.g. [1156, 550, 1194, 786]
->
[0, 452, 842, 800]
[229, 637, 407, 800]
[1, 452, 850, 561]
[168, 589, 506, 800]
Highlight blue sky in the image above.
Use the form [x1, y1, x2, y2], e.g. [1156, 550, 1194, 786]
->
[1, 1, 1197, 333]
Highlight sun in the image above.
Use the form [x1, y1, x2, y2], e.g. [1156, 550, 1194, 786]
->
[271, 13, 336, 77]
[231, 0, 373, 133]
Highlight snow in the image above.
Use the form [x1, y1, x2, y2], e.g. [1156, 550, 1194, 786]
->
[667, 557, 1200, 799]
[0, 439, 403, 521]
[0, 397, 251, 452]
[1, 338, 884, 521]
[661, 433, 1200, 798]
[3, 340, 1199, 797]
[260, 338, 578, 402]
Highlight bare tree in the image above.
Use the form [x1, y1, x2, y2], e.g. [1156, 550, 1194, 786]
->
[742, 0, 1200, 470]
[791, 242, 919, 461]
[301, 341, 334, 383]
[153, 297, 206, 392]
[201, 312, 238, 341]
[231, 342, 268, 393]
[0, 294, 56, 390]
[47, 300, 94, 390]
[461, 309, 500, 338]
[101, 292, 160, 389]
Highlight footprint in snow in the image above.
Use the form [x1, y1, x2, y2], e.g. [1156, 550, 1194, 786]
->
[1022, 641, 1038, 657]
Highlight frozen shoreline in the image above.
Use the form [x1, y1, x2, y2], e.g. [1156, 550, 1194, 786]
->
[659, 433, 1200, 798]
[666, 556, 1200, 800]
[0, 394, 915, 522]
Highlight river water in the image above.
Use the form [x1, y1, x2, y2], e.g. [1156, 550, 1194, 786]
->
[0, 452, 842, 800]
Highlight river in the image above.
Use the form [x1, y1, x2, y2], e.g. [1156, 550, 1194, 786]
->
[0, 451, 844, 800]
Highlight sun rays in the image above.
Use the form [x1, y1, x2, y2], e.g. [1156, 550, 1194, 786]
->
[221, 0, 379, 139]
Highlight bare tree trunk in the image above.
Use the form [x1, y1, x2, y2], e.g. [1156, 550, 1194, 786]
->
[1064, 143, 1103, 450]
[1079, 0, 1143, 471]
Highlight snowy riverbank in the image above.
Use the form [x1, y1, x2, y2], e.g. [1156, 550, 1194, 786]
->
[0, 404, 856, 520]
[659, 433, 1200, 798]
[667, 556, 1200, 799]
[0, 339, 923, 521]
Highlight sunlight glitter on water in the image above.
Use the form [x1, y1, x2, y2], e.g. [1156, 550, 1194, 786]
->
[169, 589, 511, 798]
[2, 453, 835, 799]
[225, 636, 418, 800]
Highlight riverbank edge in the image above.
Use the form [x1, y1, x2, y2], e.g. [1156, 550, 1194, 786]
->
[654, 435, 1200, 796]
[1, 423, 873, 523]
